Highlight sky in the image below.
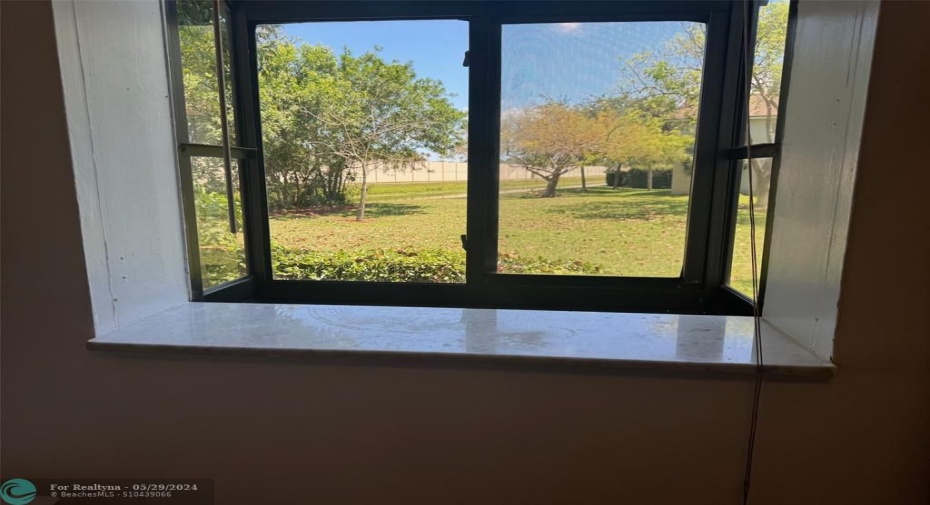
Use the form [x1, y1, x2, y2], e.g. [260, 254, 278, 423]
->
[281, 20, 694, 111]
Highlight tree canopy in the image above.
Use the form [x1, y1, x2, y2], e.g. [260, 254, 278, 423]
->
[257, 31, 466, 219]
[623, 1, 788, 206]
[291, 48, 466, 219]
[502, 102, 598, 197]
[502, 99, 691, 196]
[590, 103, 691, 184]
[179, 20, 466, 218]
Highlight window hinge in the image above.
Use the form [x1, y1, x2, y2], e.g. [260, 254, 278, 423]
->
[460, 234, 468, 250]
[462, 51, 470, 68]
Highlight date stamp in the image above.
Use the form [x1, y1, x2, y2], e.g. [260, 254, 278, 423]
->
[0, 479, 213, 504]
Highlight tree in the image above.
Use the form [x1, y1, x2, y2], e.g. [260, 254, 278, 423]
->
[302, 49, 466, 220]
[589, 104, 691, 190]
[743, 2, 788, 208]
[258, 33, 355, 209]
[623, 1, 788, 207]
[503, 99, 690, 196]
[177, 1, 226, 192]
[181, 11, 465, 217]
[501, 102, 598, 197]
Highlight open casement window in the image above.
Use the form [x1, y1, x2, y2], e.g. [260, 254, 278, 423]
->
[725, 0, 792, 304]
[166, 0, 792, 314]
[167, 0, 255, 300]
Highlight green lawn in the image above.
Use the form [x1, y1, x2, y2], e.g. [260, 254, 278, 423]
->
[731, 194, 767, 298]
[362, 176, 591, 201]
[269, 181, 765, 296]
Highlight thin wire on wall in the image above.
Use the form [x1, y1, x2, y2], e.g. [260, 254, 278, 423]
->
[741, 0, 765, 503]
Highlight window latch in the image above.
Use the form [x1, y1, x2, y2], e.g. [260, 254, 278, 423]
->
[462, 51, 470, 68]
[460, 234, 468, 250]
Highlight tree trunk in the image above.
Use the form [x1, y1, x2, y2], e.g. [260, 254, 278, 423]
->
[750, 158, 771, 210]
[646, 168, 654, 191]
[580, 166, 587, 191]
[356, 167, 368, 221]
[612, 165, 621, 189]
[541, 173, 561, 197]
[754, 170, 771, 210]
[755, 175, 770, 209]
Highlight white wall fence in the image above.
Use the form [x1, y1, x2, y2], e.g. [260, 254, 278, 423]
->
[365, 162, 609, 184]
[670, 160, 769, 196]
[671, 117, 775, 196]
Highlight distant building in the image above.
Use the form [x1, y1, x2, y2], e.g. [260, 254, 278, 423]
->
[671, 96, 778, 196]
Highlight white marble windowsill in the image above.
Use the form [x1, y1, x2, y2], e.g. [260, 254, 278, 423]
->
[88, 302, 834, 379]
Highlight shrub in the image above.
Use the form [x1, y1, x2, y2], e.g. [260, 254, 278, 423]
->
[605, 168, 673, 189]
[626, 168, 672, 189]
[497, 253, 603, 275]
[195, 189, 247, 286]
[271, 246, 604, 282]
[605, 168, 626, 187]
[272, 246, 467, 283]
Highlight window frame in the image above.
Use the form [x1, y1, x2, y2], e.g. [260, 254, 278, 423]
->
[166, 0, 790, 315]
[166, 0, 258, 300]
[720, 0, 797, 310]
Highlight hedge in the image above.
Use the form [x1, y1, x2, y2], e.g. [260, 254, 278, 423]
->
[605, 168, 673, 189]
[271, 246, 602, 282]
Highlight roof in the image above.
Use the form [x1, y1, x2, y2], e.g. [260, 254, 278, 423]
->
[747, 95, 780, 117]
[673, 95, 779, 120]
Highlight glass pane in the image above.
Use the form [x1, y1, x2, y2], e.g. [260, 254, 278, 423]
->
[177, 0, 222, 145]
[257, 21, 468, 283]
[729, 158, 772, 299]
[748, 0, 788, 143]
[498, 22, 704, 277]
[191, 156, 247, 288]
[219, 3, 238, 146]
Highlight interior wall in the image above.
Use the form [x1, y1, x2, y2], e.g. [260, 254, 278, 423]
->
[1, 2, 927, 505]
[750, 1, 930, 500]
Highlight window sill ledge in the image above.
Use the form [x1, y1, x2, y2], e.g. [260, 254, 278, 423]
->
[88, 302, 834, 380]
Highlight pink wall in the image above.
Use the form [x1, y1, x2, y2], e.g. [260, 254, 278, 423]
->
[1, 2, 927, 504]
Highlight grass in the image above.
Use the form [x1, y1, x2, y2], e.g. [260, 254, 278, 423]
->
[363, 176, 590, 201]
[499, 187, 688, 278]
[731, 194, 768, 298]
[269, 181, 766, 296]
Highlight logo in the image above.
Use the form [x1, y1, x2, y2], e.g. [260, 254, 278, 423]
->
[0, 479, 36, 505]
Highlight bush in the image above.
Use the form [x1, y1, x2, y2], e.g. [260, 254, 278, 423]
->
[605, 168, 673, 189]
[195, 189, 246, 286]
[605, 168, 625, 187]
[271, 245, 604, 282]
[627, 168, 672, 189]
[497, 253, 603, 275]
[272, 246, 466, 283]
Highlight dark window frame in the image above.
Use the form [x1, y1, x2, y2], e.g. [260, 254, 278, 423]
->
[166, 0, 792, 315]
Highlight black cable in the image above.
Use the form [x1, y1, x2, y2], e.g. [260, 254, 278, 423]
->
[740, 0, 765, 503]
